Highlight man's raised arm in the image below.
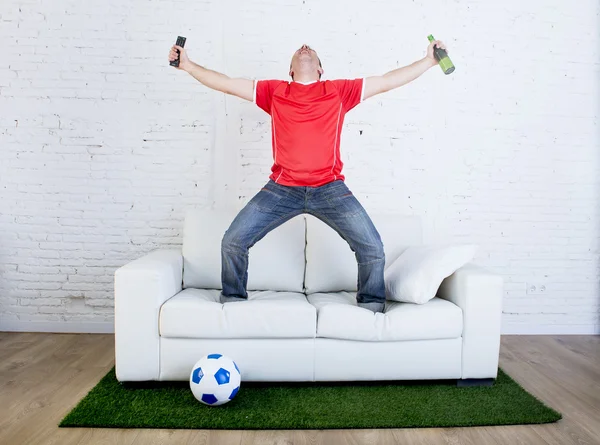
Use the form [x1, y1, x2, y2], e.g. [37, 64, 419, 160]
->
[169, 44, 254, 102]
[362, 39, 448, 101]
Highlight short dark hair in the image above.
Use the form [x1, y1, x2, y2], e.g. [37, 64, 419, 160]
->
[290, 57, 322, 80]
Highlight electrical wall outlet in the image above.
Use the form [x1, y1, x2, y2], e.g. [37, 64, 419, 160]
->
[526, 283, 547, 295]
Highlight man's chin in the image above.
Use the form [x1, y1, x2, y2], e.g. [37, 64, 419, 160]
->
[298, 60, 315, 69]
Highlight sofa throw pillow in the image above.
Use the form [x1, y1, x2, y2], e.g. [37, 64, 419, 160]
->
[384, 244, 478, 304]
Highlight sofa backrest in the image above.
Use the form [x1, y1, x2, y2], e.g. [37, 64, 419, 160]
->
[182, 207, 422, 294]
[182, 207, 305, 292]
[304, 213, 423, 294]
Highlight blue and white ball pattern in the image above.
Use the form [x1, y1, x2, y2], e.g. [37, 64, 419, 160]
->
[189, 354, 241, 406]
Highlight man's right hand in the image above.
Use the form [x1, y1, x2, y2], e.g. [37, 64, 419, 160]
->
[169, 45, 190, 71]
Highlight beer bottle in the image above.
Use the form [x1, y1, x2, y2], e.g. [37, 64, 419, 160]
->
[427, 34, 455, 75]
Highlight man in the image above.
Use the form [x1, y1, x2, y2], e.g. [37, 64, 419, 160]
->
[168, 39, 449, 313]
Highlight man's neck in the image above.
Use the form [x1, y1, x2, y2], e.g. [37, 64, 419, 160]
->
[293, 72, 319, 84]
[293, 79, 319, 85]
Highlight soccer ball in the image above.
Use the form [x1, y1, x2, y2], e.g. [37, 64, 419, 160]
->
[189, 353, 241, 406]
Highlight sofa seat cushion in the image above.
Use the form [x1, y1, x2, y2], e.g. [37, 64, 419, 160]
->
[160, 288, 316, 339]
[307, 292, 463, 342]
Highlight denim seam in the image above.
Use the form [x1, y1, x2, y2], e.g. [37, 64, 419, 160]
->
[358, 256, 386, 266]
[222, 245, 246, 255]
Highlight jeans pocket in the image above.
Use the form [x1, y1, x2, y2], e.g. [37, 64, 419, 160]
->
[325, 190, 362, 217]
[249, 186, 286, 212]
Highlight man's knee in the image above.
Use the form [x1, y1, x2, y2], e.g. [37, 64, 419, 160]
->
[221, 228, 247, 254]
[367, 227, 385, 256]
[357, 239, 385, 264]
[373, 240, 385, 258]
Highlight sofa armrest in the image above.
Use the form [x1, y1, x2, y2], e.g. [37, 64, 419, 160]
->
[114, 248, 183, 381]
[436, 263, 503, 379]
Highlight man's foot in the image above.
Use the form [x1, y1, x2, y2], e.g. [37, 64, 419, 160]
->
[357, 301, 385, 313]
[219, 293, 247, 304]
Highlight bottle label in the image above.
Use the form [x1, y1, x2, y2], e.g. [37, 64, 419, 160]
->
[439, 57, 455, 74]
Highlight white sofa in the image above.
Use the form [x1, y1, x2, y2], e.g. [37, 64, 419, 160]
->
[115, 208, 503, 384]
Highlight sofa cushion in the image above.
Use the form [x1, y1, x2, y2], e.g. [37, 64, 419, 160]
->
[304, 213, 423, 294]
[160, 288, 316, 339]
[182, 208, 306, 292]
[307, 292, 463, 341]
[385, 244, 478, 304]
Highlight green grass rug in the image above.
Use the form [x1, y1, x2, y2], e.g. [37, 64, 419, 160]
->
[60, 368, 561, 430]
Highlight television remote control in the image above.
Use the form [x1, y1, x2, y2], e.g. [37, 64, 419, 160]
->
[170, 36, 187, 67]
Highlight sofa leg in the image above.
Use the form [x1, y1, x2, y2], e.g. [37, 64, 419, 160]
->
[457, 378, 495, 387]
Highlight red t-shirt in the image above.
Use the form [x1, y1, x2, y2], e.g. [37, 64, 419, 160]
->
[254, 78, 365, 187]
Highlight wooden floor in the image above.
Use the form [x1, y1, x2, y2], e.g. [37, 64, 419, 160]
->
[0, 334, 598, 445]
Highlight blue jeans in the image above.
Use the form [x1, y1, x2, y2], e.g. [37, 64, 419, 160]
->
[221, 179, 386, 304]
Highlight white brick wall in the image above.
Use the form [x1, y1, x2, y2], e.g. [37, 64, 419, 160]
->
[1, 0, 598, 334]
